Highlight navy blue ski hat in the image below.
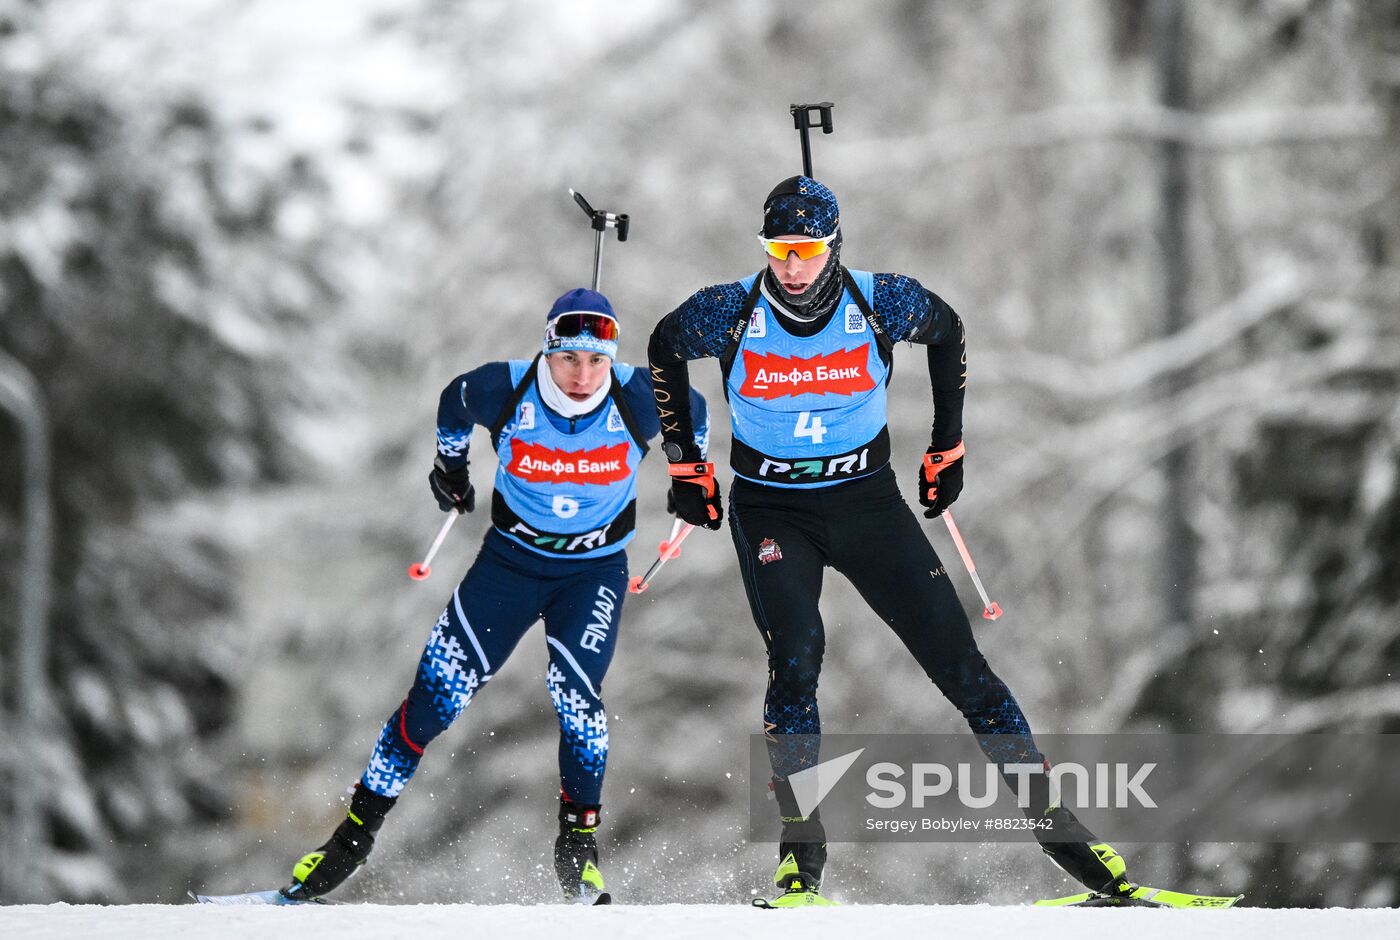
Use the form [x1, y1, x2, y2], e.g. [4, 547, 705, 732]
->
[762, 175, 840, 239]
[543, 288, 620, 359]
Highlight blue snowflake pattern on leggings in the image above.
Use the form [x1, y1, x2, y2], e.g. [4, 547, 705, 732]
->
[362, 609, 483, 797]
[546, 661, 608, 780]
[419, 608, 484, 721]
[362, 719, 416, 797]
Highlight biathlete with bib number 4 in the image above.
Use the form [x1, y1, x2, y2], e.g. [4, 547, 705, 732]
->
[283, 288, 708, 905]
[647, 175, 1133, 907]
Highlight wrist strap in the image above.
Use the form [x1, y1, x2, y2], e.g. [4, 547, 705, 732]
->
[667, 461, 715, 479]
[434, 456, 470, 479]
[922, 440, 965, 481]
[668, 461, 717, 504]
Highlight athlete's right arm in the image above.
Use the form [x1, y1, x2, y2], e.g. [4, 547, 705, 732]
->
[647, 282, 749, 461]
[430, 361, 515, 513]
[434, 362, 516, 470]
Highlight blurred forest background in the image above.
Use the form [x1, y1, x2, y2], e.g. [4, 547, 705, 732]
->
[1, 0, 1397, 909]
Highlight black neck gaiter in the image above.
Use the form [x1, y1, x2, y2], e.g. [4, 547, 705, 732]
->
[762, 234, 844, 322]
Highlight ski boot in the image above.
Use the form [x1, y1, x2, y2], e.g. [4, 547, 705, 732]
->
[554, 799, 610, 905]
[1036, 818, 1130, 895]
[282, 784, 397, 902]
[1026, 772, 1131, 897]
[753, 815, 836, 908]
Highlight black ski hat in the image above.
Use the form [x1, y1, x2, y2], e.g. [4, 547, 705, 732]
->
[762, 175, 840, 239]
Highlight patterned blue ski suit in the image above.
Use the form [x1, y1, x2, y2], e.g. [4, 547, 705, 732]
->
[360, 358, 707, 805]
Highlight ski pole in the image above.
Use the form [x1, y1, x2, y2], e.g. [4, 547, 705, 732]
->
[789, 102, 835, 177]
[627, 517, 694, 594]
[940, 509, 1003, 620]
[568, 189, 629, 292]
[407, 512, 459, 581]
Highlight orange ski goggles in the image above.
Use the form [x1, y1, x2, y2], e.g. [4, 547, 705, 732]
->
[756, 224, 840, 261]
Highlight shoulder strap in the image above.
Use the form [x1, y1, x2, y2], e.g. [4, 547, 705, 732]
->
[841, 268, 895, 376]
[488, 353, 541, 449]
[842, 269, 894, 355]
[718, 275, 766, 397]
[606, 370, 651, 456]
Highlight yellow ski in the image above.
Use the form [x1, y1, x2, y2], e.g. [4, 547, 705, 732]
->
[1035, 884, 1244, 908]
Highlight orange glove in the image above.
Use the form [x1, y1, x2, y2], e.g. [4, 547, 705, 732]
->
[918, 440, 965, 518]
[668, 461, 722, 530]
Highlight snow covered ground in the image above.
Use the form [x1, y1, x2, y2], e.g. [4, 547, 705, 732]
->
[3, 903, 1397, 940]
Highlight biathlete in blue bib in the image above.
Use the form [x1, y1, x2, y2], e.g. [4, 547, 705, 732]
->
[647, 177, 1130, 906]
[288, 288, 708, 904]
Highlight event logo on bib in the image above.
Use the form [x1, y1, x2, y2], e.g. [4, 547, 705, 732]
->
[507, 441, 631, 485]
[739, 347, 875, 400]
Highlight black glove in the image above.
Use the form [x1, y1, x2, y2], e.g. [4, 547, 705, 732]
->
[429, 458, 476, 514]
[668, 460, 723, 530]
[918, 441, 964, 518]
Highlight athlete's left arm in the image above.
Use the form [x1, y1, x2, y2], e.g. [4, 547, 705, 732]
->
[870, 273, 966, 450]
[623, 368, 710, 458]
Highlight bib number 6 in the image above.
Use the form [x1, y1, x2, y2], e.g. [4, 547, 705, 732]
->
[794, 411, 826, 444]
[552, 495, 580, 519]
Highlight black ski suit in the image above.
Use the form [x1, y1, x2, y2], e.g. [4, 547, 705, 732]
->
[647, 268, 1044, 788]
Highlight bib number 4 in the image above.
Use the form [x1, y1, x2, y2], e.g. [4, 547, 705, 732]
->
[794, 411, 826, 445]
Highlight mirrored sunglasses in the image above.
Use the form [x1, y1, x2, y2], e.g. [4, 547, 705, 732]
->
[756, 225, 839, 261]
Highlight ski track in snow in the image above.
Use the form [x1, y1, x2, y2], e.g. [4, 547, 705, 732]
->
[3, 904, 1397, 940]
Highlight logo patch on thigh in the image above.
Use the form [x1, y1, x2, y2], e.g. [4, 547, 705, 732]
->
[758, 538, 783, 565]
